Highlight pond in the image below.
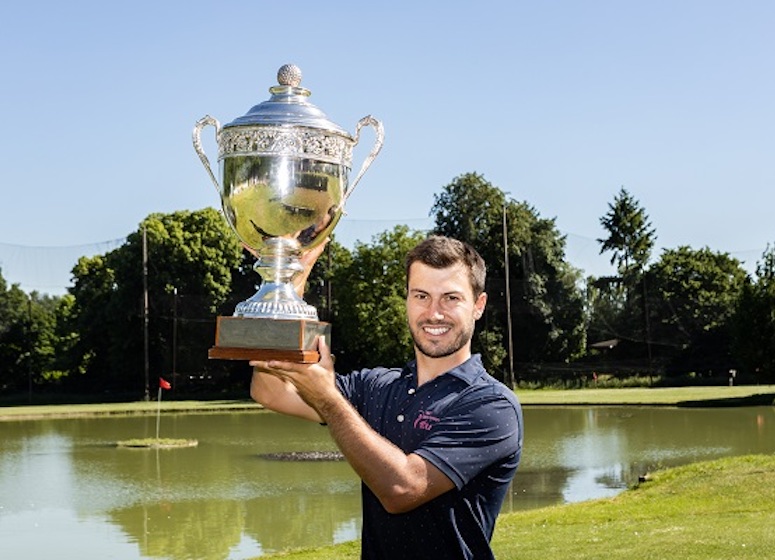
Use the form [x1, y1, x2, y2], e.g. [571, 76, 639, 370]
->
[1, 405, 773, 559]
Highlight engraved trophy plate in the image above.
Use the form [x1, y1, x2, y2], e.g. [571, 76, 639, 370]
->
[193, 64, 384, 362]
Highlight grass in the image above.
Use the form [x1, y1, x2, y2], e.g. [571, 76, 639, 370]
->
[5, 385, 775, 421]
[490, 454, 775, 560]
[116, 437, 199, 448]
[253, 454, 775, 559]
[0, 399, 261, 421]
[515, 384, 775, 406]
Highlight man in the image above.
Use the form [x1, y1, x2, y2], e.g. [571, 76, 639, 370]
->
[251, 235, 523, 559]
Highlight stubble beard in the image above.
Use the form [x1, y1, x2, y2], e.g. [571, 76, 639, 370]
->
[411, 319, 476, 359]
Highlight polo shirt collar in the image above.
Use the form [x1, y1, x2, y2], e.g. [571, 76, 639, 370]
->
[403, 354, 486, 385]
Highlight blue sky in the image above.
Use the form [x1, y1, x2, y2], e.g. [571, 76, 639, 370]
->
[1, 1, 773, 293]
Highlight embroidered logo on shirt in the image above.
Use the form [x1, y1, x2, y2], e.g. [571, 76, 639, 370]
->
[413, 410, 440, 431]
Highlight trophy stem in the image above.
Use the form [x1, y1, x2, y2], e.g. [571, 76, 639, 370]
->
[234, 238, 319, 321]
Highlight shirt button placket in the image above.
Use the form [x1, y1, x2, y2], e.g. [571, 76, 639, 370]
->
[398, 385, 416, 423]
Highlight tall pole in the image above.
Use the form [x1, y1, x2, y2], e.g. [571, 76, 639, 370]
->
[27, 295, 33, 404]
[143, 226, 150, 401]
[642, 274, 653, 381]
[172, 286, 178, 395]
[503, 203, 515, 388]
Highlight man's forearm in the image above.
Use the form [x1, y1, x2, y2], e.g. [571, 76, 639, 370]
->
[250, 370, 322, 422]
[318, 392, 452, 514]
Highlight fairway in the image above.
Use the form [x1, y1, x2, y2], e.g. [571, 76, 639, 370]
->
[515, 385, 775, 406]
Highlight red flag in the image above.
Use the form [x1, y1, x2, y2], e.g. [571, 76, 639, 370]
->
[159, 377, 172, 390]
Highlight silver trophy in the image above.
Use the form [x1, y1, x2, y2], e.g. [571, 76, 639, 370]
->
[193, 64, 384, 362]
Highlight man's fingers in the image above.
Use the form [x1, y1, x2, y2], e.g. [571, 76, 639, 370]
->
[316, 337, 335, 368]
[250, 360, 298, 380]
[241, 242, 259, 258]
[300, 238, 329, 266]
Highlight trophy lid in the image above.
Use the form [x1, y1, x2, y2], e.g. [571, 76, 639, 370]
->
[224, 64, 351, 137]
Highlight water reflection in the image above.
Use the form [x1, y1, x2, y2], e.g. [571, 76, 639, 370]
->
[1, 412, 361, 559]
[1, 406, 774, 559]
[510, 406, 775, 511]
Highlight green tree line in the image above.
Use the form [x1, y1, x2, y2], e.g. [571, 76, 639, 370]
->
[1, 174, 773, 398]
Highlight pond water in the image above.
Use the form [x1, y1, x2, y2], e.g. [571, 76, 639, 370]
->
[1, 405, 773, 559]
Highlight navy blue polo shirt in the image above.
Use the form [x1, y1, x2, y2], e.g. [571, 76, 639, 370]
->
[336, 354, 523, 560]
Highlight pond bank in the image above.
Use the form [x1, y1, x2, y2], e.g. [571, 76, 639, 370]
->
[2, 384, 774, 421]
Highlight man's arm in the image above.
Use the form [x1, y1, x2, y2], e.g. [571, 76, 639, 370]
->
[250, 368, 322, 422]
[319, 385, 456, 513]
[256, 338, 456, 514]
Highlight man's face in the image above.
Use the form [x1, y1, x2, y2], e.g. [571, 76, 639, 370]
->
[406, 262, 487, 360]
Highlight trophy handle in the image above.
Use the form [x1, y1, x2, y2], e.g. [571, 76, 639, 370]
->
[343, 115, 384, 204]
[192, 115, 222, 193]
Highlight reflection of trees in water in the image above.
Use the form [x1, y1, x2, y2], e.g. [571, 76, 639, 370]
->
[76, 420, 362, 558]
[106, 483, 362, 558]
[508, 467, 572, 511]
[110, 500, 244, 560]
[108, 489, 362, 559]
[244, 489, 362, 553]
[99, 443, 249, 559]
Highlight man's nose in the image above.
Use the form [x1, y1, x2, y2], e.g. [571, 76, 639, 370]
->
[428, 300, 445, 320]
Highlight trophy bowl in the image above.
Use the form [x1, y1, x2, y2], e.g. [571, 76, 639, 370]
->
[193, 64, 383, 361]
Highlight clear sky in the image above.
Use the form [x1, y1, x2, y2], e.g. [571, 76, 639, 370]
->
[1, 0, 773, 294]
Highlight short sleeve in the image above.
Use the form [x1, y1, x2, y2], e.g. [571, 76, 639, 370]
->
[413, 385, 522, 489]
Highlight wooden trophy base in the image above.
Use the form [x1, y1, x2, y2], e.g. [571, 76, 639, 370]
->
[209, 316, 331, 363]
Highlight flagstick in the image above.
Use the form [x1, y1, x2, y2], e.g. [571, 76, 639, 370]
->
[156, 386, 162, 440]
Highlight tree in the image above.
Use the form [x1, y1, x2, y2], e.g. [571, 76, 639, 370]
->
[64, 253, 119, 389]
[330, 226, 425, 371]
[590, 188, 657, 363]
[431, 172, 586, 375]
[64, 208, 242, 393]
[0, 269, 59, 394]
[431, 172, 506, 265]
[598, 187, 656, 280]
[645, 246, 747, 376]
[304, 237, 352, 324]
[731, 244, 775, 383]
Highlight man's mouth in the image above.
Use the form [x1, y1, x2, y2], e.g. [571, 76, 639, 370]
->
[422, 324, 451, 336]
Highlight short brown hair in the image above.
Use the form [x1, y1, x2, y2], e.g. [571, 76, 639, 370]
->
[405, 236, 486, 297]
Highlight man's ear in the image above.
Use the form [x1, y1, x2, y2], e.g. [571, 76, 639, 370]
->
[474, 292, 487, 319]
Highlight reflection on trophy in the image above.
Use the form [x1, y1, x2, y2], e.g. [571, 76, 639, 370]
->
[193, 64, 384, 362]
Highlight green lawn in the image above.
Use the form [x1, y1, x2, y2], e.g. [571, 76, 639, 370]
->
[491, 454, 775, 559]
[515, 384, 775, 406]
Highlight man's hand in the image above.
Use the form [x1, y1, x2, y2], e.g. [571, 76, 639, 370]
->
[293, 239, 329, 298]
[250, 336, 337, 422]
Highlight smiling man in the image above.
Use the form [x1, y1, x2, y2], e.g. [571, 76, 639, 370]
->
[250, 235, 523, 560]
